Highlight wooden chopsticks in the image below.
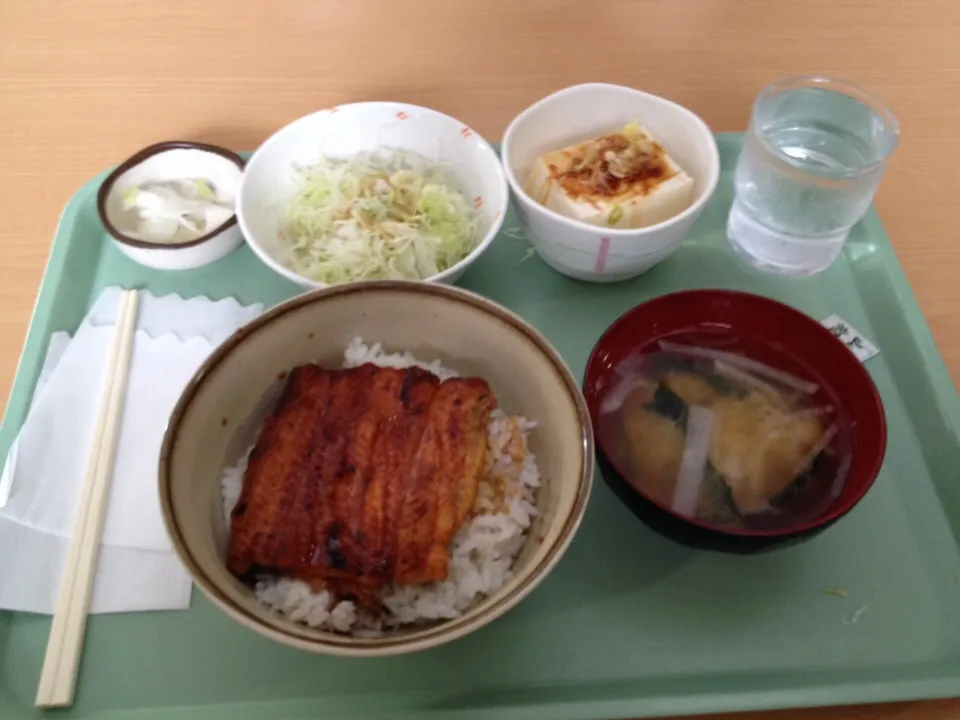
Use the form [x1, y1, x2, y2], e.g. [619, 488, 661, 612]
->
[35, 288, 141, 708]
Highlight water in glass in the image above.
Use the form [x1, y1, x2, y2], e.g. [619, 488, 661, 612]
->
[728, 77, 899, 276]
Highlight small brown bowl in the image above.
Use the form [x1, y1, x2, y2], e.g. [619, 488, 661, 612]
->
[159, 281, 594, 656]
[97, 141, 245, 271]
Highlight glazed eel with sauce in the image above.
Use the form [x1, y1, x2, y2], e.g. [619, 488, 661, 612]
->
[227, 363, 496, 606]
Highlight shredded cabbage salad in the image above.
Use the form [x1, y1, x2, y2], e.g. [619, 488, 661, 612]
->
[280, 149, 480, 284]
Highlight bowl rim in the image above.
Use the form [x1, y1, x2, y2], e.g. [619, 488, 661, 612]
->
[235, 101, 510, 290]
[96, 140, 246, 250]
[501, 82, 721, 237]
[583, 288, 888, 538]
[158, 279, 595, 656]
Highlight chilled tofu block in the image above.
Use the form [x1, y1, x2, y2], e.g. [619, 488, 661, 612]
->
[527, 123, 695, 229]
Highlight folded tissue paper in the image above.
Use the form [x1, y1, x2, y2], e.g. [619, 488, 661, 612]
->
[0, 287, 263, 614]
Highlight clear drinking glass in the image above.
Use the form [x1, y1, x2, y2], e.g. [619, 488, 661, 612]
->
[727, 76, 900, 276]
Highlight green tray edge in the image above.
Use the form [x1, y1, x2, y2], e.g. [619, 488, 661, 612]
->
[3, 134, 960, 719]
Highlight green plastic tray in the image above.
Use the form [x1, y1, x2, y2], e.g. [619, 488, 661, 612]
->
[3, 134, 960, 720]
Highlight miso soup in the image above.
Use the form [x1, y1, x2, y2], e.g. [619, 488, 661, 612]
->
[598, 342, 851, 532]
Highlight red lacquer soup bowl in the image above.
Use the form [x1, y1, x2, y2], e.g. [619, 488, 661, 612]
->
[583, 289, 887, 553]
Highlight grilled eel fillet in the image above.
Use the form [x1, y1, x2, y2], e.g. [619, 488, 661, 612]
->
[226, 363, 496, 603]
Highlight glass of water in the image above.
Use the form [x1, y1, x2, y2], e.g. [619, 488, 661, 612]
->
[727, 76, 899, 276]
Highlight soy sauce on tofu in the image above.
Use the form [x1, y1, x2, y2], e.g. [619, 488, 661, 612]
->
[601, 348, 844, 531]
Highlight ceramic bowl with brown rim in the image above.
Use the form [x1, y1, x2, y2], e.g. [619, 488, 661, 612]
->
[159, 281, 594, 656]
[97, 141, 246, 271]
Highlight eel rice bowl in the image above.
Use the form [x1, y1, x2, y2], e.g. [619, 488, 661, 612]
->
[220, 338, 540, 635]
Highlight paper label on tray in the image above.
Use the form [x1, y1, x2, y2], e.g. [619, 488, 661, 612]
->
[821, 314, 879, 362]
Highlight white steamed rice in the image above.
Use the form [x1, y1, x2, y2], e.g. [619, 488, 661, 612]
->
[220, 338, 540, 635]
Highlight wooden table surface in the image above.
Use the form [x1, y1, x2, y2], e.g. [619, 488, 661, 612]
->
[2, 1, 959, 718]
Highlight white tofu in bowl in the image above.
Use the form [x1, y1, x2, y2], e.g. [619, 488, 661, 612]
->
[528, 123, 695, 230]
[502, 84, 720, 282]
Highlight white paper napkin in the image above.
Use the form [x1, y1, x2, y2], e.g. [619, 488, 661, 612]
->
[0, 517, 193, 614]
[0, 289, 263, 509]
[86, 286, 263, 345]
[0, 335, 193, 614]
[2, 327, 213, 551]
[0, 287, 264, 614]
[0, 332, 71, 509]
